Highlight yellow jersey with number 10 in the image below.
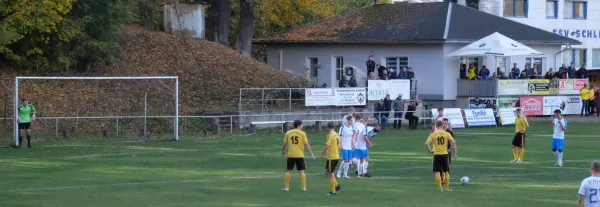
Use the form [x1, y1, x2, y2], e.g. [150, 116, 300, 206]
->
[426, 130, 454, 155]
[283, 129, 308, 158]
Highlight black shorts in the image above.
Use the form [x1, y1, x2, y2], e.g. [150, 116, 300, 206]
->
[18, 122, 31, 130]
[286, 158, 306, 171]
[432, 154, 450, 172]
[325, 159, 339, 173]
[512, 132, 525, 147]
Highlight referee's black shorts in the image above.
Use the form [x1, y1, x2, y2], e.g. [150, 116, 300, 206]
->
[18, 122, 31, 130]
[432, 154, 450, 173]
[286, 158, 306, 171]
[512, 132, 525, 147]
[325, 159, 339, 173]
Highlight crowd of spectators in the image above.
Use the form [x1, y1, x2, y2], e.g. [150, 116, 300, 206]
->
[460, 62, 589, 80]
[372, 94, 420, 131]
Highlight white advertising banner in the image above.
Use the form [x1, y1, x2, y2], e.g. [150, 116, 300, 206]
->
[430, 108, 465, 128]
[497, 80, 528, 96]
[305, 88, 367, 106]
[463, 109, 496, 127]
[559, 79, 588, 95]
[542, 96, 582, 115]
[498, 108, 518, 125]
[367, 80, 410, 100]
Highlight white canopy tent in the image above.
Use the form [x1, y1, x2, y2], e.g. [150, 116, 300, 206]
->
[447, 32, 544, 57]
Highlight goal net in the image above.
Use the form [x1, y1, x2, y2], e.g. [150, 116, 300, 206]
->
[8, 76, 179, 146]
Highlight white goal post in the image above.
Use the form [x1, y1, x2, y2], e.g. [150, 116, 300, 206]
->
[13, 76, 180, 146]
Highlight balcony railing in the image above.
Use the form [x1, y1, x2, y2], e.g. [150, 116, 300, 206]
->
[457, 79, 498, 97]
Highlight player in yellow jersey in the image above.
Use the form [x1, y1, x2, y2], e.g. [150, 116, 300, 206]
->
[511, 108, 529, 163]
[281, 120, 315, 192]
[425, 121, 457, 192]
[320, 122, 342, 196]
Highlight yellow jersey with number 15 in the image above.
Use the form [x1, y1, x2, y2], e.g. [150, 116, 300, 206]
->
[283, 129, 308, 158]
[426, 130, 454, 155]
[325, 131, 341, 160]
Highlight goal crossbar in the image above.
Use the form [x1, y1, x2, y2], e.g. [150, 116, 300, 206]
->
[13, 76, 180, 145]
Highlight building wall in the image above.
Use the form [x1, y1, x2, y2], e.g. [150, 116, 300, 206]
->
[266, 44, 446, 100]
[479, 0, 600, 69]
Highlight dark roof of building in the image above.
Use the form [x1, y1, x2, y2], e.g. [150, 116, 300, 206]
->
[255, 2, 580, 45]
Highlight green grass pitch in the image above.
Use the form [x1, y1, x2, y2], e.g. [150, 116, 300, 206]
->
[1, 121, 598, 207]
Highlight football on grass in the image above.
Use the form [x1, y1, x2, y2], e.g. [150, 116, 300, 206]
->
[461, 176, 470, 184]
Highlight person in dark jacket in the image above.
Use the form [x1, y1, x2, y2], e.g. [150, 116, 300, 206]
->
[366, 56, 376, 74]
[568, 62, 576, 79]
[577, 64, 588, 79]
[478, 66, 490, 80]
[392, 94, 405, 129]
[376, 64, 387, 77]
[544, 68, 555, 79]
[338, 76, 348, 87]
[407, 67, 415, 79]
[398, 67, 408, 79]
[555, 67, 567, 79]
[509, 63, 520, 79]
[389, 68, 398, 79]
[405, 100, 419, 130]
[382, 95, 392, 130]
[348, 75, 358, 87]
[459, 64, 467, 79]
[374, 99, 385, 127]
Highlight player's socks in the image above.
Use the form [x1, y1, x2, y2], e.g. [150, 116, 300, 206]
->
[443, 172, 450, 189]
[284, 171, 291, 189]
[518, 148, 525, 161]
[434, 173, 443, 189]
[512, 147, 518, 160]
[357, 163, 363, 176]
[343, 162, 350, 177]
[329, 177, 336, 194]
[18, 136, 23, 146]
[363, 161, 369, 174]
[558, 152, 564, 164]
[300, 172, 307, 190]
[336, 163, 343, 178]
[26, 136, 31, 148]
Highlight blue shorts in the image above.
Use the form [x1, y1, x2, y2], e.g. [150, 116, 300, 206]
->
[341, 149, 353, 161]
[551, 138, 564, 151]
[354, 149, 369, 159]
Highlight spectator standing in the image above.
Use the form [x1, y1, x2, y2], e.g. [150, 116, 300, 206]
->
[382, 95, 392, 130]
[377, 64, 387, 77]
[459, 64, 467, 79]
[467, 64, 477, 80]
[407, 67, 415, 80]
[519, 70, 528, 79]
[556, 67, 567, 79]
[405, 100, 419, 130]
[322, 83, 328, 88]
[589, 85, 595, 116]
[581, 84, 590, 116]
[524, 64, 533, 77]
[496, 67, 507, 79]
[595, 87, 600, 116]
[374, 99, 386, 127]
[392, 94, 405, 129]
[478, 66, 490, 80]
[544, 68, 554, 79]
[509, 63, 520, 79]
[577, 64, 588, 79]
[339, 76, 348, 87]
[398, 67, 408, 79]
[531, 65, 540, 79]
[389, 68, 398, 79]
[380, 70, 389, 80]
[366, 56, 376, 74]
[348, 76, 358, 87]
[568, 62, 576, 79]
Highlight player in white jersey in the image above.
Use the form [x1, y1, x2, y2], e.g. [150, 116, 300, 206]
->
[336, 115, 356, 179]
[577, 161, 600, 207]
[353, 115, 372, 177]
[551, 109, 567, 167]
[432, 107, 451, 132]
[340, 107, 356, 133]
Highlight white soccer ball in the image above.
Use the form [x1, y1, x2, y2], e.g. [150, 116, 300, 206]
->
[461, 176, 470, 184]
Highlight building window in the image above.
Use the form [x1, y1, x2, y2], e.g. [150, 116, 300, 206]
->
[564, 1, 587, 19]
[563, 49, 587, 68]
[525, 57, 544, 75]
[497, 57, 508, 74]
[385, 57, 409, 71]
[307, 57, 319, 78]
[335, 56, 344, 81]
[546, 0, 558, 18]
[592, 49, 600, 68]
[504, 0, 528, 17]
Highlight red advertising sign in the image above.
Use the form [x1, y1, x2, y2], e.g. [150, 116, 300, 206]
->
[519, 96, 543, 116]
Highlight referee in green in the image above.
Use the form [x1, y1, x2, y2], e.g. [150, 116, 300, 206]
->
[18, 99, 36, 148]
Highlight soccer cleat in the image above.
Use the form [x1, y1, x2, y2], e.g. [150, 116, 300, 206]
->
[445, 188, 452, 192]
[439, 188, 444, 192]
[281, 188, 289, 192]
[510, 159, 518, 163]
[335, 185, 341, 192]
[336, 174, 341, 178]
[361, 173, 372, 177]
[302, 188, 306, 192]
[558, 162, 563, 167]
[326, 192, 336, 196]
[516, 160, 523, 163]
[343, 175, 351, 179]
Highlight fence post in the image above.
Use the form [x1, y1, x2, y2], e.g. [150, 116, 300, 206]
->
[116, 118, 119, 137]
[239, 89, 242, 112]
[289, 89, 292, 110]
[230, 115, 233, 134]
[144, 92, 147, 138]
[261, 89, 265, 111]
[55, 118, 59, 137]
